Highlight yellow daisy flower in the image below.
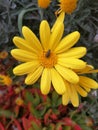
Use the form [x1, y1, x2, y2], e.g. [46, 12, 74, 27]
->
[58, 0, 78, 14]
[11, 14, 86, 95]
[38, 0, 51, 9]
[0, 74, 12, 86]
[62, 65, 98, 107]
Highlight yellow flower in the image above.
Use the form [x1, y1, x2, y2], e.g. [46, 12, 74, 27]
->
[14, 86, 24, 94]
[0, 51, 8, 59]
[15, 97, 24, 106]
[0, 74, 12, 86]
[38, 0, 50, 9]
[62, 65, 98, 107]
[11, 14, 86, 95]
[58, 0, 78, 14]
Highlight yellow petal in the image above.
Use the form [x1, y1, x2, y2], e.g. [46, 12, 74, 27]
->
[62, 81, 70, 105]
[74, 65, 94, 74]
[78, 65, 98, 74]
[74, 84, 88, 97]
[13, 37, 38, 53]
[25, 66, 43, 85]
[22, 26, 42, 51]
[79, 76, 98, 89]
[87, 70, 98, 73]
[51, 12, 65, 32]
[41, 68, 51, 95]
[62, 92, 69, 106]
[58, 47, 87, 58]
[69, 84, 79, 107]
[55, 64, 79, 84]
[80, 85, 91, 92]
[49, 22, 64, 50]
[51, 68, 66, 94]
[58, 58, 86, 69]
[40, 20, 50, 50]
[13, 61, 40, 75]
[75, 64, 98, 74]
[54, 31, 80, 54]
[11, 49, 38, 62]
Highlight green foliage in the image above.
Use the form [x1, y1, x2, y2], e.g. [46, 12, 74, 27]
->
[0, 109, 15, 118]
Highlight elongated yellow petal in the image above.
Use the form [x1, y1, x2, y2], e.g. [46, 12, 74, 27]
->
[49, 23, 64, 50]
[11, 49, 38, 62]
[87, 70, 98, 73]
[41, 68, 51, 95]
[55, 64, 79, 84]
[74, 65, 94, 74]
[51, 12, 65, 32]
[58, 47, 87, 58]
[78, 66, 98, 74]
[58, 58, 86, 69]
[25, 66, 43, 85]
[79, 76, 98, 89]
[51, 68, 66, 94]
[62, 92, 69, 106]
[13, 37, 38, 53]
[22, 26, 42, 51]
[62, 80, 70, 105]
[40, 20, 50, 50]
[74, 84, 88, 97]
[69, 84, 79, 107]
[54, 31, 80, 53]
[80, 85, 91, 92]
[13, 61, 40, 75]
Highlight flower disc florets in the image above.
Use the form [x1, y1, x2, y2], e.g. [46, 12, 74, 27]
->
[39, 50, 57, 68]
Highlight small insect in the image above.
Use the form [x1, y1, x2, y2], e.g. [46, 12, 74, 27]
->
[45, 49, 51, 58]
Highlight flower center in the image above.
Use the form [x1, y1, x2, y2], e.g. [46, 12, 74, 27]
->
[39, 50, 57, 68]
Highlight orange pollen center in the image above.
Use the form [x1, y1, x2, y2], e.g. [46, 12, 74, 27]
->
[39, 50, 57, 68]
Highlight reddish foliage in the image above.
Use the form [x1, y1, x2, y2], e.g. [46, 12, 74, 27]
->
[73, 124, 82, 130]
[0, 122, 5, 130]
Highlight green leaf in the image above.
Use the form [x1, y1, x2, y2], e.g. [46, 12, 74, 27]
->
[18, 8, 38, 34]
[25, 91, 40, 106]
[31, 122, 42, 130]
[0, 109, 15, 118]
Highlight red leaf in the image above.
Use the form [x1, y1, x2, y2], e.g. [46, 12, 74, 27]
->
[14, 119, 22, 130]
[62, 117, 73, 126]
[50, 113, 58, 120]
[29, 115, 41, 126]
[22, 117, 30, 130]
[73, 124, 82, 130]
[44, 109, 52, 125]
[0, 122, 5, 130]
